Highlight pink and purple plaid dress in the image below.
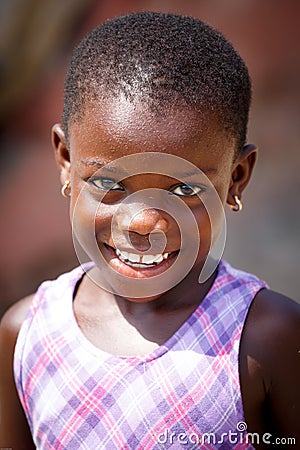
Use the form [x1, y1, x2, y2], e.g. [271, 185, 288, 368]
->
[14, 260, 267, 449]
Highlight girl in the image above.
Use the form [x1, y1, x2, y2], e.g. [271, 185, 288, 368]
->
[0, 12, 299, 450]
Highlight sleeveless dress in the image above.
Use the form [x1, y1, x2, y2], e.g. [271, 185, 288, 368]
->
[14, 260, 268, 449]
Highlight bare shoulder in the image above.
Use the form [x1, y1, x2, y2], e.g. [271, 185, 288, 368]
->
[0, 295, 36, 449]
[253, 287, 300, 319]
[241, 288, 300, 386]
[244, 288, 300, 353]
[0, 294, 35, 381]
[240, 289, 300, 447]
[0, 294, 35, 339]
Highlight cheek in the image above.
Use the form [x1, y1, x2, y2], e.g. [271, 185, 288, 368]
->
[192, 205, 212, 247]
[191, 192, 226, 254]
[70, 193, 115, 250]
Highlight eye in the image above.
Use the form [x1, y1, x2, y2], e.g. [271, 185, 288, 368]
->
[89, 177, 124, 191]
[170, 184, 206, 197]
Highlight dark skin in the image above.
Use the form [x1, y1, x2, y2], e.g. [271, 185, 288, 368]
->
[1, 98, 299, 449]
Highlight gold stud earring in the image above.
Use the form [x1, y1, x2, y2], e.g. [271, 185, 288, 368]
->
[61, 180, 71, 198]
[230, 195, 243, 212]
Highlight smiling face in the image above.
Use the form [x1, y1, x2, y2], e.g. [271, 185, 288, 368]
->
[53, 96, 256, 301]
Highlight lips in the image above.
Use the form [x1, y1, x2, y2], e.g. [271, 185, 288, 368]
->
[115, 248, 170, 268]
[103, 244, 178, 277]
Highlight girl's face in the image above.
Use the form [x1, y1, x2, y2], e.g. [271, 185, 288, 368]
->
[53, 96, 256, 301]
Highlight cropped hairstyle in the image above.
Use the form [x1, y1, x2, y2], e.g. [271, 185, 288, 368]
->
[63, 12, 251, 152]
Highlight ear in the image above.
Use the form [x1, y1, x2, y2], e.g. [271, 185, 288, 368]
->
[227, 144, 257, 207]
[51, 123, 71, 185]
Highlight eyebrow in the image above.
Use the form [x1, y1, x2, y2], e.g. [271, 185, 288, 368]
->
[80, 158, 216, 177]
[175, 168, 217, 177]
[80, 158, 123, 174]
[80, 158, 106, 168]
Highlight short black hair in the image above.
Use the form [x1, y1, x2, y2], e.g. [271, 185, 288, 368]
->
[63, 11, 251, 152]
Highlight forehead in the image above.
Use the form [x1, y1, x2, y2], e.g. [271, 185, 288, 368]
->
[68, 96, 236, 165]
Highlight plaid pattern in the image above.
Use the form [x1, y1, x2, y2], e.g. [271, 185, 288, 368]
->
[14, 261, 267, 449]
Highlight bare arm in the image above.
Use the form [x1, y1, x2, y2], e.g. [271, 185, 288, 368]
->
[240, 289, 300, 449]
[0, 296, 36, 449]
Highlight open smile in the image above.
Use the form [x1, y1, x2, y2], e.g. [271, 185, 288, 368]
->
[103, 244, 179, 277]
[115, 248, 170, 268]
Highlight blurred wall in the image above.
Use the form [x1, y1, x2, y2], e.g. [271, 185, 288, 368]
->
[0, 0, 299, 317]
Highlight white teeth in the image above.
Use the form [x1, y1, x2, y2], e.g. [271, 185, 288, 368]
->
[128, 253, 140, 263]
[115, 248, 170, 266]
[142, 254, 157, 264]
[152, 254, 163, 263]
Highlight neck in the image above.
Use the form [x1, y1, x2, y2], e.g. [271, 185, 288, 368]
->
[86, 257, 219, 317]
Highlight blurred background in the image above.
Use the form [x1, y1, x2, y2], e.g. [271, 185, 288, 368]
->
[0, 0, 299, 317]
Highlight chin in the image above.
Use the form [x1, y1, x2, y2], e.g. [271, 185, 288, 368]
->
[121, 293, 164, 303]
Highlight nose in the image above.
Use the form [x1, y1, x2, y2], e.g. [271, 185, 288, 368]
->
[112, 206, 170, 252]
[125, 208, 169, 252]
[111, 196, 174, 252]
[127, 208, 169, 235]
